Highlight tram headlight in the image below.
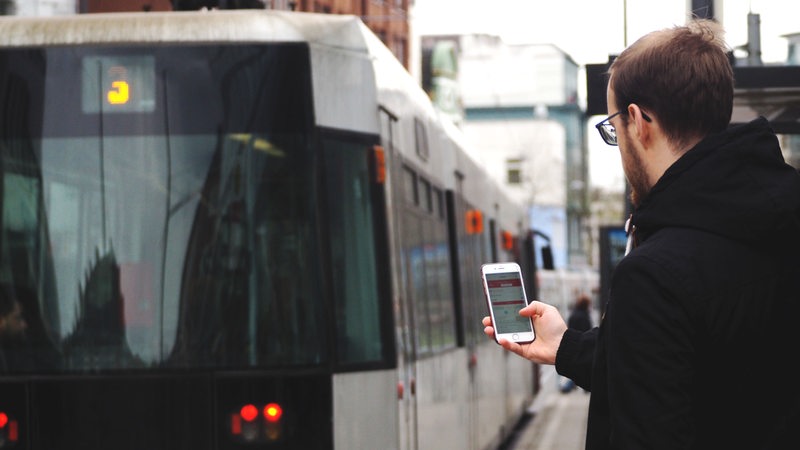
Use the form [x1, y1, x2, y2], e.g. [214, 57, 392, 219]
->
[263, 403, 282, 422]
[229, 402, 284, 444]
[263, 403, 283, 441]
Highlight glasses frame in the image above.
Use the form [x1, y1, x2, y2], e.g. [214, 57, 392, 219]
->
[594, 110, 652, 146]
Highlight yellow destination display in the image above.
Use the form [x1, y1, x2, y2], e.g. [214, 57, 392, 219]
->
[81, 55, 155, 113]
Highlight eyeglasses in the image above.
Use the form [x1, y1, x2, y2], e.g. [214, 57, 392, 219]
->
[594, 110, 652, 146]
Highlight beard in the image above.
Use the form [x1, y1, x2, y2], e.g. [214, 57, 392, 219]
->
[619, 134, 650, 208]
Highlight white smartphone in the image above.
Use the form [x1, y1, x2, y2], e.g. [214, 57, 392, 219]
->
[480, 262, 535, 344]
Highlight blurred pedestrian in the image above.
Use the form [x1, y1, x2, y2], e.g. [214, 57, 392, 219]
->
[483, 18, 800, 449]
[560, 294, 593, 393]
[567, 294, 592, 333]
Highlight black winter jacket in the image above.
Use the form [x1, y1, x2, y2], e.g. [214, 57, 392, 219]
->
[555, 117, 800, 449]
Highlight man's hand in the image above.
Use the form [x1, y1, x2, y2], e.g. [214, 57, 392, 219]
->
[482, 301, 567, 365]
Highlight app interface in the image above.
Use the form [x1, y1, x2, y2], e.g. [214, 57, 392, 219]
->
[485, 271, 531, 333]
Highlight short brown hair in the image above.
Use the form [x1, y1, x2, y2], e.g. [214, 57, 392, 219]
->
[609, 19, 733, 150]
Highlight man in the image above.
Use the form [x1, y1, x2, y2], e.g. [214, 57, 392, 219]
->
[483, 19, 800, 449]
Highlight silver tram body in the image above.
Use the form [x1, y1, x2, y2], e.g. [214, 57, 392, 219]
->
[0, 10, 536, 449]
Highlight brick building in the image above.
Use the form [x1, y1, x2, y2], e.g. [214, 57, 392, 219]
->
[81, 0, 411, 68]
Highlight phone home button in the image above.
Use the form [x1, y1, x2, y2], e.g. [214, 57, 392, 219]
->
[512, 333, 519, 340]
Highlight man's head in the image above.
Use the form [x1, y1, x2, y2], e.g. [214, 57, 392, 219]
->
[609, 19, 733, 150]
[575, 295, 591, 310]
[601, 19, 733, 206]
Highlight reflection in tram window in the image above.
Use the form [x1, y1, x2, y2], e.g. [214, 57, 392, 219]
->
[402, 167, 456, 357]
[170, 131, 327, 368]
[322, 136, 385, 364]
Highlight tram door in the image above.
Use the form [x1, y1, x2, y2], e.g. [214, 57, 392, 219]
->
[379, 107, 418, 450]
[452, 180, 486, 449]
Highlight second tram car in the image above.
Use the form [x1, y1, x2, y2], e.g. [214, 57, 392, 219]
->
[0, 10, 542, 450]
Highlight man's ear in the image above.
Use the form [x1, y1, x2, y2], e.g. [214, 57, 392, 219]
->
[627, 103, 651, 146]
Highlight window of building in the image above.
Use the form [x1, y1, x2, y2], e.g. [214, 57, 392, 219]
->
[506, 158, 523, 184]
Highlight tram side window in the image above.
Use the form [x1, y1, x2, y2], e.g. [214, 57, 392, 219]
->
[456, 197, 489, 347]
[402, 167, 427, 354]
[427, 186, 455, 350]
[323, 137, 385, 365]
[401, 166, 456, 356]
[414, 177, 432, 353]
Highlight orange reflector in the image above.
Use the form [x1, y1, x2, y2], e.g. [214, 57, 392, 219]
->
[372, 145, 386, 184]
[263, 403, 283, 423]
[466, 209, 484, 234]
[0, 412, 7, 428]
[240, 404, 258, 422]
[501, 230, 514, 250]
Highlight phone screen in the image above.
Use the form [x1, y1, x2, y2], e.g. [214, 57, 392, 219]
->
[484, 271, 531, 334]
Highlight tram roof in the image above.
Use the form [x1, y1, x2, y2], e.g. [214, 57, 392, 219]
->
[0, 9, 371, 51]
[9, 11, 798, 135]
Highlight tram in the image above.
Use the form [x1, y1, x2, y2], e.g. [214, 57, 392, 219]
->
[0, 10, 542, 450]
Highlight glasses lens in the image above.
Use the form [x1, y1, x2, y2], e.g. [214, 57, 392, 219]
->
[600, 124, 617, 146]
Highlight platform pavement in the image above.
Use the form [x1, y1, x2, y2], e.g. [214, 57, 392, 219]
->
[502, 365, 590, 450]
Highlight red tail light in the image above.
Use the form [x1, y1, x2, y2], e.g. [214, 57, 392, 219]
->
[240, 404, 258, 422]
[229, 402, 284, 444]
[0, 412, 18, 444]
[7, 420, 17, 442]
[230, 414, 242, 435]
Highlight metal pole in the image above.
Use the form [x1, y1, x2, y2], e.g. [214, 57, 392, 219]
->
[623, 0, 628, 47]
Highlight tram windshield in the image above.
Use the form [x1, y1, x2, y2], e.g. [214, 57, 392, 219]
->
[0, 43, 384, 373]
